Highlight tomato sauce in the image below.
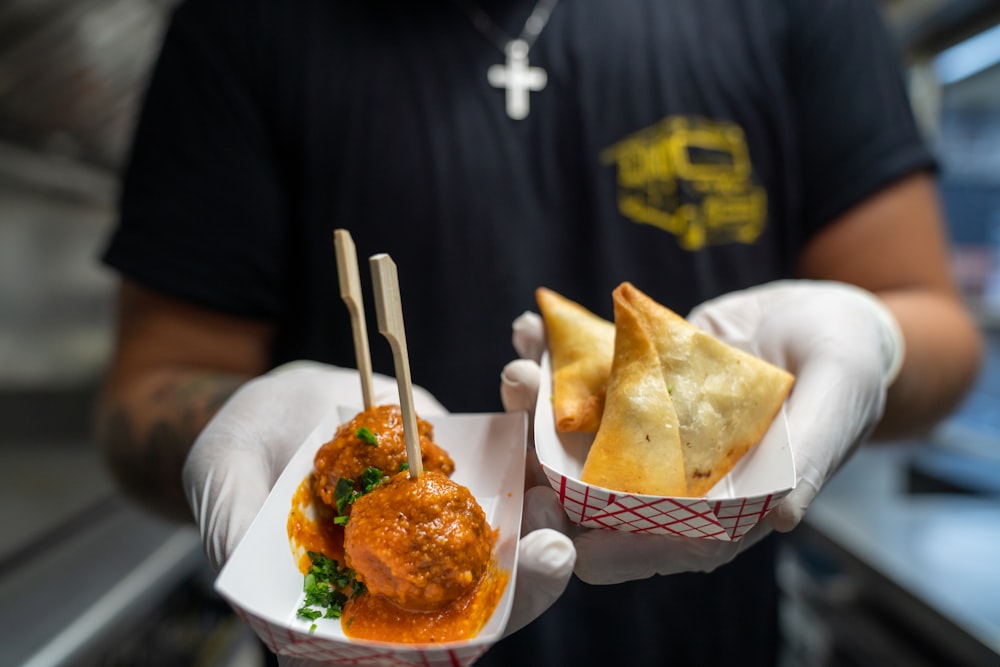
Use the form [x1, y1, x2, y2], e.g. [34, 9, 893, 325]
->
[287, 472, 508, 643]
[343, 556, 509, 643]
[287, 475, 345, 572]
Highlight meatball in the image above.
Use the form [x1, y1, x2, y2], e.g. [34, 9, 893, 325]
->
[312, 405, 454, 512]
[344, 470, 493, 611]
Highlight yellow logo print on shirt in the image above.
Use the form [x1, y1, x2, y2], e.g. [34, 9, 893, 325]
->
[602, 116, 767, 250]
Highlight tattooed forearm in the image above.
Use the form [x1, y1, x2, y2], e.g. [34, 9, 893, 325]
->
[96, 369, 248, 521]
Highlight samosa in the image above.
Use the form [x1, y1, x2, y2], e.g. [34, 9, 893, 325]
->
[535, 287, 615, 432]
[615, 282, 795, 496]
[579, 288, 688, 496]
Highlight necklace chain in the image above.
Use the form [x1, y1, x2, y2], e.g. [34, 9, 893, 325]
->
[456, 0, 560, 55]
[454, 0, 560, 119]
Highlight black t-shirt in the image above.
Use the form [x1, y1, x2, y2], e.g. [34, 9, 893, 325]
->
[106, 0, 932, 414]
[104, 0, 933, 663]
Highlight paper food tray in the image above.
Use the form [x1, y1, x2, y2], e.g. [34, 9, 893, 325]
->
[215, 407, 527, 666]
[534, 353, 795, 540]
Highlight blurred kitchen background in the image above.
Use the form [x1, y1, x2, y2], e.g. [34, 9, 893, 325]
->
[0, 0, 998, 666]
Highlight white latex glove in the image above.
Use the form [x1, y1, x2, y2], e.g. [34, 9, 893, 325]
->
[183, 360, 445, 571]
[183, 360, 574, 661]
[687, 279, 904, 530]
[502, 279, 903, 584]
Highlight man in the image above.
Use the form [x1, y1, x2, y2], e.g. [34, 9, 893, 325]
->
[97, 0, 982, 663]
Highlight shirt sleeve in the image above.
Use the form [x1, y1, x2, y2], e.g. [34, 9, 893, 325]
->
[102, 0, 286, 318]
[786, 0, 937, 236]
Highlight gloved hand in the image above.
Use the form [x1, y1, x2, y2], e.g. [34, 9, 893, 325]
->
[502, 279, 903, 584]
[183, 360, 445, 571]
[182, 360, 574, 659]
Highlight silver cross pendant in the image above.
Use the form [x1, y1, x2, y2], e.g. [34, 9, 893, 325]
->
[487, 39, 547, 120]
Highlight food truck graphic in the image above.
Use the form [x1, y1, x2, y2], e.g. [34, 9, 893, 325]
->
[602, 116, 767, 251]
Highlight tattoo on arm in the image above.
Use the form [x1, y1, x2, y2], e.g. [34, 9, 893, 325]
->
[99, 371, 247, 521]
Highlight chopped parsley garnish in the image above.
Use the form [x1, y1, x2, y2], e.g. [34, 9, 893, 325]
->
[296, 551, 366, 627]
[333, 477, 356, 515]
[358, 466, 385, 493]
[331, 466, 388, 523]
[355, 426, 378, 446]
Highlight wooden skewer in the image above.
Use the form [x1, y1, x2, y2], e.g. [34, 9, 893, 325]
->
[369, 253, 423, 480]
[333, 229, 375, 410]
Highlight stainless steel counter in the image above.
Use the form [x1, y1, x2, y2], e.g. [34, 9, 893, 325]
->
[800, 443, 1000, 666]
[0, 441, 204, 667]
[794, 332, 1000, 666]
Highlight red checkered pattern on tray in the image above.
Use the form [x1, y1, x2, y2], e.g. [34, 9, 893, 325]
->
[545, 468, 788, 541]
[234, 608, 489, 666]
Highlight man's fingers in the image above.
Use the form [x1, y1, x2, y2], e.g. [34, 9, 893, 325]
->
[500, 358, 541, 415]
[765, 480, 817, 532]
[505, 528, 575, 636]
[184, 457, 271, 571]
[521, 485, 575, 535]
[573, 526, 760, 584]
[573, 530, 666, 584]
[524, 447, 549, 491]
[512, 311, 546, 362]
